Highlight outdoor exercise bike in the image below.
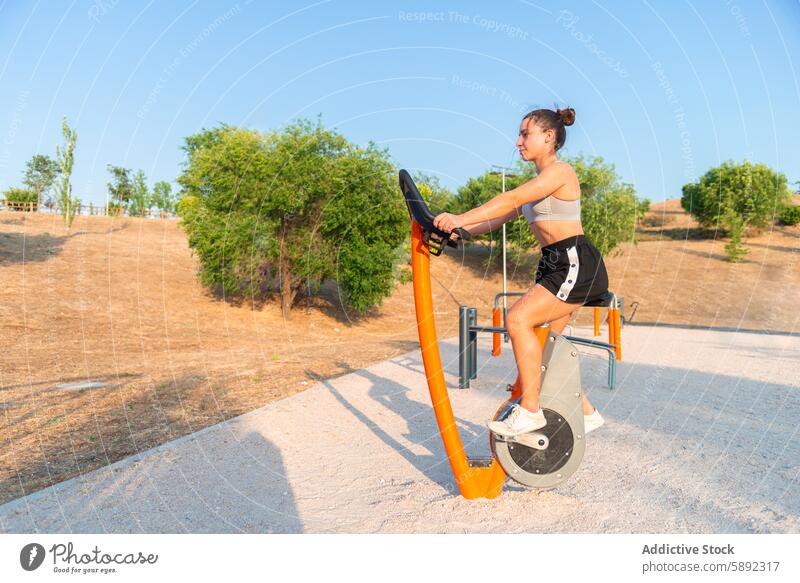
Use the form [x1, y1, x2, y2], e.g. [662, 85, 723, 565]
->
[400, 169, 586, 499]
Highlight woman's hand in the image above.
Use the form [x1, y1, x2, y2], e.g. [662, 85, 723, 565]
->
[432, 212, 464, 234]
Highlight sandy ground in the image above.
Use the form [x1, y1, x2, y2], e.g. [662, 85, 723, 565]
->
[1, 324, 798, 534]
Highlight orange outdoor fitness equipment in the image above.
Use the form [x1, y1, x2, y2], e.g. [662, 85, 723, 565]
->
[401, 170, 588, 499]
[410, 218, 506, 499]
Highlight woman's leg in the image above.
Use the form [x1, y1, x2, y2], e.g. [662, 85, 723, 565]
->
[505, 285, 583, 412]
[508, 312, 567, 393]
[509, 310, 596, 415]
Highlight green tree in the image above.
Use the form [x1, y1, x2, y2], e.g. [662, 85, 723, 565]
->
[182, 123, 230, 157]
[177, 119, 406, 318]
[681, 161, 792, 261]
[568, 155, 648, 257]
[128, 169, 150, 217]
[682, 161, 791, 230]
[106, 165, 133, 215]
[55, 117, 78, 228]
[151, 181, 176, 215]
[22, 154, 60, 209]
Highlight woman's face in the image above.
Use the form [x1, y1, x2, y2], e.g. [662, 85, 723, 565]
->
[516, 118, 554, 160]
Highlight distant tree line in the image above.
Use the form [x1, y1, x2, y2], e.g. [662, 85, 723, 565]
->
[105, 165, 177, 217]
[2, 116, 178, 227]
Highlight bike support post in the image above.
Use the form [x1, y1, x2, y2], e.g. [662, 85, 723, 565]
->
[410, 221, 507, 499]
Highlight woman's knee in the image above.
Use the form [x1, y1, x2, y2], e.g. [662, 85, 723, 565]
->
[506, 308, 545, 336]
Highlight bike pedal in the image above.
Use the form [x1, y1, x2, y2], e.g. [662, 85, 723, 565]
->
[513, 432, 549, 450]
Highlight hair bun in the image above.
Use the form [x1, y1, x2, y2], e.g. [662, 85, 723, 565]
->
[557, 107, 576, 126]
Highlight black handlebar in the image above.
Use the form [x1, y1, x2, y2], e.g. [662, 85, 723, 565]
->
[399, 169, 471, 256]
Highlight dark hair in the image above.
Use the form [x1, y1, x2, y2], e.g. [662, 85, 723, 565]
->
[522, 107, 575, 151]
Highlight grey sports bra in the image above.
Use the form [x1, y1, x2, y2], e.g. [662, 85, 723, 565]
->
[521, 194, 581, 223]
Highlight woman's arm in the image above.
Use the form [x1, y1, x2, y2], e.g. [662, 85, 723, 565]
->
[441, 165, 567, 231]
[460, 207, 520, 236]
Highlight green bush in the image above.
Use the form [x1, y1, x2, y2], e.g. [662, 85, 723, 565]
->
[3, 187, 37, 210]
[681, 161, 792, 230]
[177, 119, 406, 317]
[778, 204, 800, 226]
[681, 161, 792, 261]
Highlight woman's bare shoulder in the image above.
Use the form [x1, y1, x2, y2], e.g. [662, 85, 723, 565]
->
[552, 160, 580, 199]
[553, 159, 578, 175]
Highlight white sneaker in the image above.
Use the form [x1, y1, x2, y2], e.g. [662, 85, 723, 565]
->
[487, 404, 547, 437]
[584, 408, 605, 434]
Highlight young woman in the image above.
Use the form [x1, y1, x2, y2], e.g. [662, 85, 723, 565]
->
[433, 107, 608, 439]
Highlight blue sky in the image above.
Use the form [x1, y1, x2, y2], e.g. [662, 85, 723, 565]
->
[1, 0, 799, 205]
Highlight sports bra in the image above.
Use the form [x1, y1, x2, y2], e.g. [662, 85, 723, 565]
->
[521, 194, 581, 223]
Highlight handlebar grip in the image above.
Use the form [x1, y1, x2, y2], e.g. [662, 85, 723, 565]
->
[453, 227, 472, 241]
[400, 169, 473, 255]
[445, 227, 472, 250]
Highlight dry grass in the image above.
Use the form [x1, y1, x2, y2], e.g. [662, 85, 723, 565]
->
[1, 201, 798, 504]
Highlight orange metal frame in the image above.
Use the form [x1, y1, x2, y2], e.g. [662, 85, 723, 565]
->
[411, 222, 505, 498]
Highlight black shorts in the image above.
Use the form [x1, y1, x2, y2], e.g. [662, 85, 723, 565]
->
[534, 235, 609, 304]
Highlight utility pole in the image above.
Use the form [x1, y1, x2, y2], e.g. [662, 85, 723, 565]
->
[489, 165, 517, 312]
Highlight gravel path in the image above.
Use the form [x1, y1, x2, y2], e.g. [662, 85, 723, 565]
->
[1, 324, 798, 533]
